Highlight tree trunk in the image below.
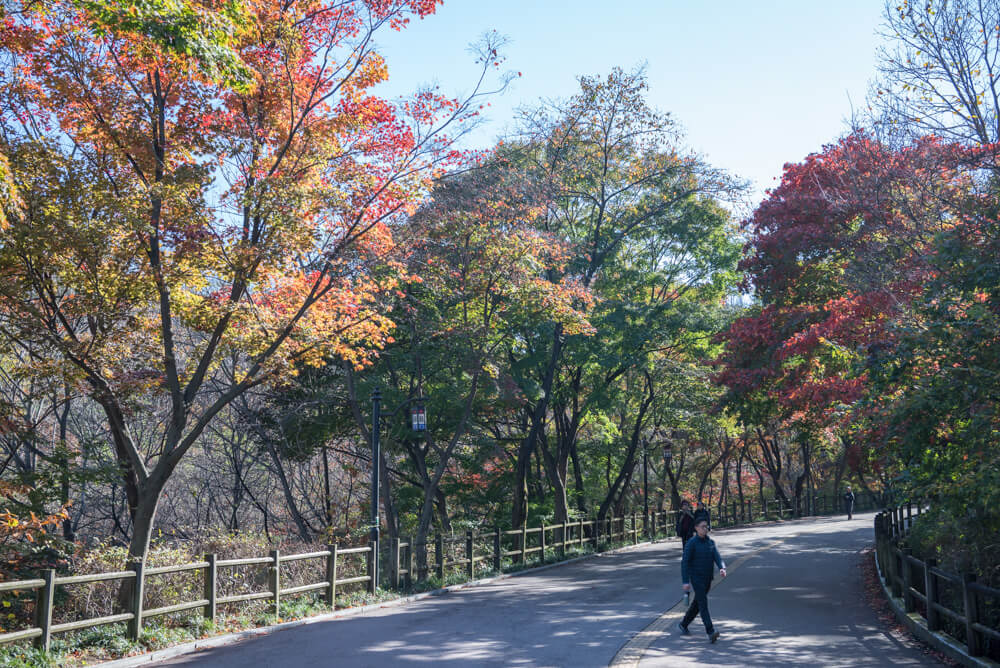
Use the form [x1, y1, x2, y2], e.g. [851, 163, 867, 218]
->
[570, 441, 587, 516]
[264, 439, 313, 542]
[511, 324, 563, 529]
[380, 447, 399, 540]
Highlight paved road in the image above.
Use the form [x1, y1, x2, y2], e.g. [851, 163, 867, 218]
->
[155, 513, 940, 667]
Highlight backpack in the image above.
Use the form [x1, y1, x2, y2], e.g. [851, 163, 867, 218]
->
[693, 507, 710, 527]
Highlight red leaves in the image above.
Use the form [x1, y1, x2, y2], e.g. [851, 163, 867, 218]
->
[717, 131, 991, 432]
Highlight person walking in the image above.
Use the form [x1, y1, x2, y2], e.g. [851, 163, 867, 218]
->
[692, 502, 711, 529]
[675, 500, 695, 549]
[844, 486, 855, 520]
[677, 518, 726, 643]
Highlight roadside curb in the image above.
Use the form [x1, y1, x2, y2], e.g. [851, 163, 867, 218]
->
[874, 550, 1000, 668]
[99, 537, 677, 666]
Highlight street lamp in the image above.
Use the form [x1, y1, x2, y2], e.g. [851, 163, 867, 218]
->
[370, 389, 381, 589]
[410, 398, 427, 433]
[642, 438, 649, 525]
[370, 390, 428, 589]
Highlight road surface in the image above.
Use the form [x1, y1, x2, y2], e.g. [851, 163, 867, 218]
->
[154, 513, 939, 667]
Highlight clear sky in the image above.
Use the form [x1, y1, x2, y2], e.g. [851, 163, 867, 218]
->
[372, 1, 887, 208]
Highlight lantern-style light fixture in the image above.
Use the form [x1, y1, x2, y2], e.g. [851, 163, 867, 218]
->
[410, 398, 427, 433]
[663, 444, 673, 464]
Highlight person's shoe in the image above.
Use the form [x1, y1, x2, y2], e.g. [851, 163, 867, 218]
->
[677, 622, 690, 635]
[708, 630, 720, 643]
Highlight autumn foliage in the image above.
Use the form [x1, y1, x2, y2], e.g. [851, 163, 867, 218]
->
[717, 129, 1000, 556]
[0, 0, 490, 565]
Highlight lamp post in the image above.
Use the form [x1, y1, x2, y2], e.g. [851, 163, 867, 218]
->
[370, 389, 381, 589]
[370, 391, 427, 590]
[642, 438, 649, 529]
[663, 441, 673, 509]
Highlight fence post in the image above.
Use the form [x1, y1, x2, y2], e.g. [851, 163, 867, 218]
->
[203, 553, 217, 624]
[493, 527, 501, 572]
[631, 512, 638, 544]
[560, 522, 567, 559]
[579, 519, 584, 548]
[906, 502, 913, 529]
[875, 516, 886, 583]
[326, 544, 338, 608]
[902, 549, 915, 613]
[127, 559, 144, 641]
[650, 511, 656, 538]
[436, 533, 444, 580]
[882, 517, 894, 588]
[539, 523, 546, 564]
[33, 569, 54, 652]
[391, 537, 400, 589]
[367, 542, 376, 594]
[890, 547, 903, 599]
[924, 558, 940, 632]
[269, 550, 281, 617]
[962, 573, 982, 656]
[406, 536, 414, 588]
[465, 530, 474, 579]
[520, 523, 527, 564]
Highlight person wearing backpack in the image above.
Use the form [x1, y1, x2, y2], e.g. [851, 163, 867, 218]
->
[843, 486, 855, 520]
[675, 500, 695, 548]
[692, 502, 710, 529]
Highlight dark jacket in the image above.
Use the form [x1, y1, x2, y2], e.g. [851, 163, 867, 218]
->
[692, 507, 710, 527]
[676, 510, 695, 540]
[681, 534, 725, 586]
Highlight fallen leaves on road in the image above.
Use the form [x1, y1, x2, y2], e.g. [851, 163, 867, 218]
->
[858, 546, 958, 667]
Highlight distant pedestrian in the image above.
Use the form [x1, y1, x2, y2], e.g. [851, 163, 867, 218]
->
[677, 518, 726, 643]
[692, 502, 710, 529]
[675, 500, 695, 548]
[844, 486, 855, 520]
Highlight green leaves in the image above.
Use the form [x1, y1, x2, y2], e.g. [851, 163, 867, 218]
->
[77, 0, 254, 91]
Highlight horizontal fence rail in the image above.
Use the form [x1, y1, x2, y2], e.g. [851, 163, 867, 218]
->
[874, 504, 1000, 661]
[0, 491, 876, 653]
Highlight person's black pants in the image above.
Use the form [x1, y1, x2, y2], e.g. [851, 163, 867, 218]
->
[845, 501, 854, 519]
[681, 580, 714, 634]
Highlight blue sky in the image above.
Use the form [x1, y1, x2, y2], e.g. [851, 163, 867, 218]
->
[373, 1, 886, 208]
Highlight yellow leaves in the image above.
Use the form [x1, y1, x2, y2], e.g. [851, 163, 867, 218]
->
[0, 150, 21, 231]
[354, 52, 389, 89]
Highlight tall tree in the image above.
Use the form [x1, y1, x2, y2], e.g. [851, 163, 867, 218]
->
[0, 0, 501, 566]
[507, 67, 740, 527]
[349, 154, 591, 564]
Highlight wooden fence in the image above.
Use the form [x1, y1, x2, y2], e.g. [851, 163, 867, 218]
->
[0, 492, 875, 653]
[0, 544, 375, 652]
[875, 505, 1000, 660]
